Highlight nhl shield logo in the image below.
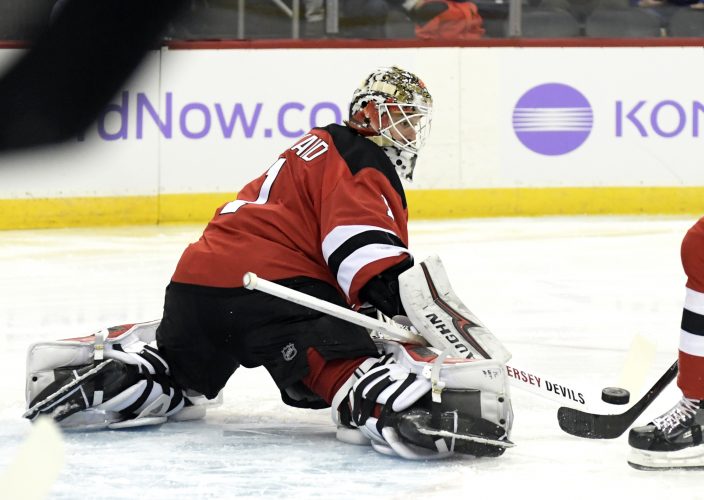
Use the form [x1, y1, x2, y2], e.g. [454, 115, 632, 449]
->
[281, 342, 297, 361]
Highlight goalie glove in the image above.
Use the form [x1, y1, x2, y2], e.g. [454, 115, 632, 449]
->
[358, 258, 414, 318]
[332, 340, 514, 460]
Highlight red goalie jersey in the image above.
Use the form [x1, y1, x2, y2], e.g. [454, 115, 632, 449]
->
[172, 124, 411, 307]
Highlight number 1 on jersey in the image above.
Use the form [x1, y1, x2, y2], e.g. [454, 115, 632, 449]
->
[220, 157, 286, 215]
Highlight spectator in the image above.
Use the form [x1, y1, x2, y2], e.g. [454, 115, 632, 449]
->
[404, 0, 485, 39]
[638, 0, 703, 7]
[303, 0, 326, 38]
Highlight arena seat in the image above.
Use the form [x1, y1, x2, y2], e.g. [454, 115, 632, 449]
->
[585, 7, 662, 36]
[521, 7, 581, 37]
[667, 7, 704, 36]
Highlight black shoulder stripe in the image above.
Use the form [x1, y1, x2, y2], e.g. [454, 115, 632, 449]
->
[328, 230, 407, 279]
[320, 124, 406, 208]
[682, 308, 704, 336]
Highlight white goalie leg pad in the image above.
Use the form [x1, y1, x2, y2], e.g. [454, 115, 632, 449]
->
[332, 339, 513, 459]
[399, 255, 512, 363]
[26, 320, 161, 406]
[25, 321, 213, 428]
[96, 379, 183, 428]
[331, 357, 383, 446]
[378, 427, 453, 460]
[381, 340, 513, 438]
[168, 390, 223, 422]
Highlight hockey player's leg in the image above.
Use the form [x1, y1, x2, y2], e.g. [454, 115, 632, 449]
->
[628, 219, 704, 470]
[332, 340, 514, 460]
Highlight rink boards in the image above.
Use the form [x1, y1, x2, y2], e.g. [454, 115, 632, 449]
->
[1, 45, 703, 228]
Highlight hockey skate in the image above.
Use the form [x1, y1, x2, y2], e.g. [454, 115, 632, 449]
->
[628, 397, 704, 470]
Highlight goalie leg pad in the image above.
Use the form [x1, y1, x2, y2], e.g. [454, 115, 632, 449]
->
[26, 320, 161, 406]
[24, 321, 212, 429]
[25, 359, 141, 423]
[385, 402, 513, 458]
[332, 340, 513, 459]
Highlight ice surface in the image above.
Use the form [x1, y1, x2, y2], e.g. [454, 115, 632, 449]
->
[0, 216, 700, 499]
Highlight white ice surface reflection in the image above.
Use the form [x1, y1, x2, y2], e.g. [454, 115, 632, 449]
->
[0, 216, 701, 499]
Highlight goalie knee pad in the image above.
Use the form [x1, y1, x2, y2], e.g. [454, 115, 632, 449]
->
[332, 340, 514, 459]
[25, 321, 219, 429]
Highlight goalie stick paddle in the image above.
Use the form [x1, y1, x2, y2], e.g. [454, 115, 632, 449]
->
[557, 360, 678, 439]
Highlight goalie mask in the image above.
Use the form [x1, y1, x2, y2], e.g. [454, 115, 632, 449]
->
[348, 66, 433, 181]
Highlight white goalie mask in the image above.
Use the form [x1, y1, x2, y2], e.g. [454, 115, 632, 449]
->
[348, 66, 432, 180]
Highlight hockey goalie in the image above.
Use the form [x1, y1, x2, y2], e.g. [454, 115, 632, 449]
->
[25, 256, 513, 459]
[24, 65, 514, 459]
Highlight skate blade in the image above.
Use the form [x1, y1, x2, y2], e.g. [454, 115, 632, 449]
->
[628, 446, 704, 471]
[628, 461, 704, 471]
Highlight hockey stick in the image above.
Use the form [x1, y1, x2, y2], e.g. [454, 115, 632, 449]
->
[242, 273, 426, 345]
[243, 272, 601, 408]
[0, 418, 65, 499]
[557, 360, 678, 439]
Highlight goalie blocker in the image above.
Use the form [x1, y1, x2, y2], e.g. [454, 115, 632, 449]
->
[24, 320, 219, 430]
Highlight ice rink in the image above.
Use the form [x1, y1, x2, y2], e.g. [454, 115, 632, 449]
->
[1, 215, 701, 499]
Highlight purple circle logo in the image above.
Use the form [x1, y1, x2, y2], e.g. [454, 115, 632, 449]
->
[512, 83, 593, 156]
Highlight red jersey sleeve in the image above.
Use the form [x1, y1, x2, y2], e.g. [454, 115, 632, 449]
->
[682, 217, 704, 294]
[319, 137, 410, 306]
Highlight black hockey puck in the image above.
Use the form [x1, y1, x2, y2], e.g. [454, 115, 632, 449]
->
[601, 387, 630, 405]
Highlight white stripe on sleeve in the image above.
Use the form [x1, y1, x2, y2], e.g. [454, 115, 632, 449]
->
[322, 225, 400, 262]
[685, 287, 704, 315]
[336, 244, 410, 299]
[680, 329, 704, 357]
